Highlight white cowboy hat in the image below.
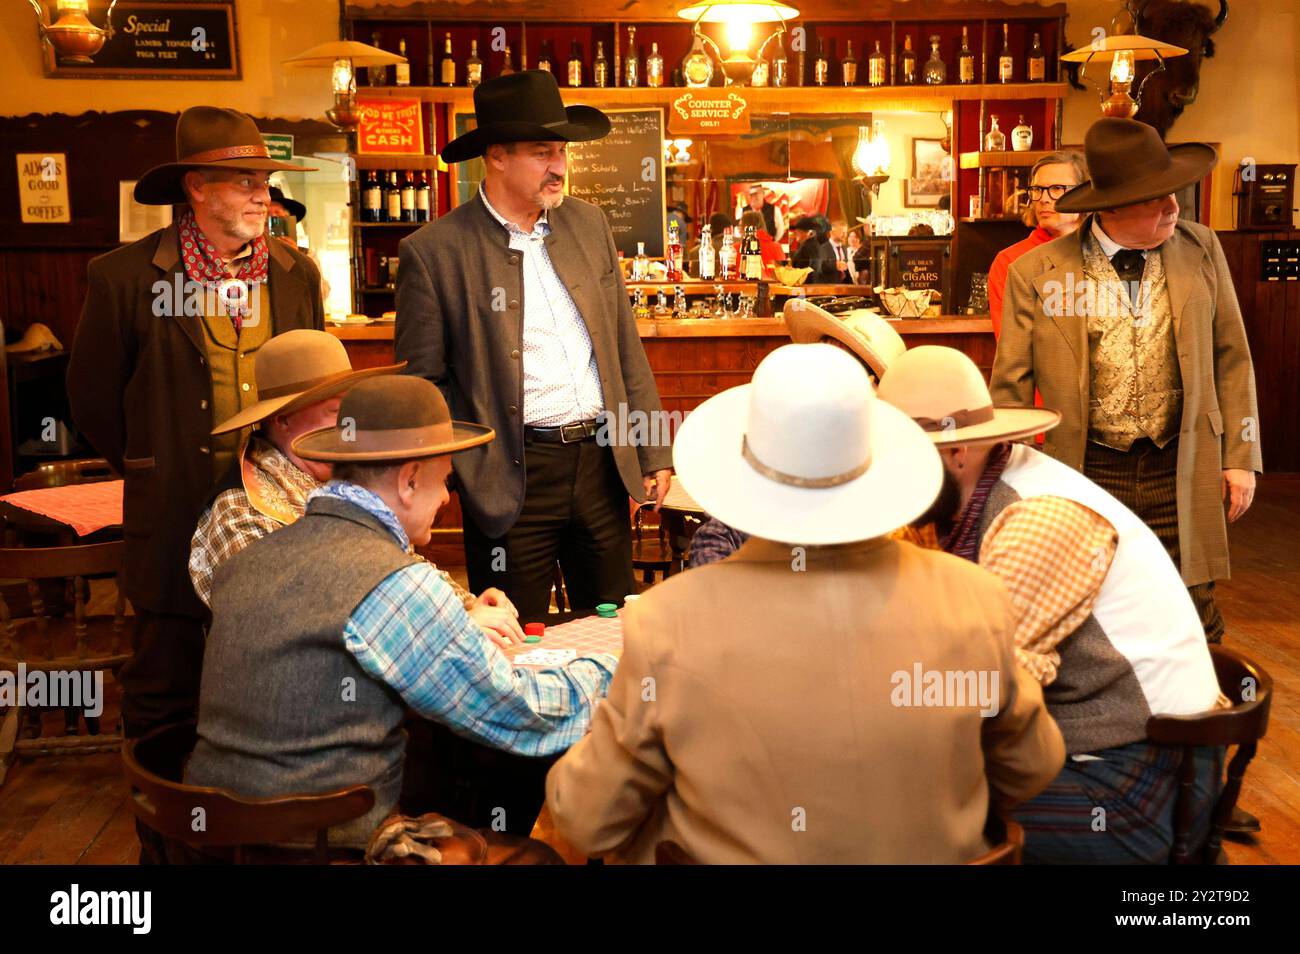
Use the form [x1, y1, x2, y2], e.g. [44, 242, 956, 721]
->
[783, 299, 906, 380]
[673, 343, 942, 546]
[877, 345, 1061, 446]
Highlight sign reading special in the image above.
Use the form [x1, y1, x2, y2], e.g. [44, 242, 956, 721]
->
[17, 153, 71, 224]
[667, 90, 751, 136]
[44, 2, 240, 80]
[357, 99, 426, 156]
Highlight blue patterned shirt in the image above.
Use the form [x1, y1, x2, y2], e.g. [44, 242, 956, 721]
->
[688, 516, 751, 568]
[311, 481, 618, 757]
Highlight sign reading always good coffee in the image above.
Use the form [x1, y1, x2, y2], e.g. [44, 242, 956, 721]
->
[44, 1, 240, 79]
[17, 154, 71, 224]
[667, 91, 751, 136]
[357, 100, 425, 156]
[567, 109, 666, 259]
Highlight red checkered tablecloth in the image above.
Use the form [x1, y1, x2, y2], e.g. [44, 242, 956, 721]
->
[0, 480, 124, 536]
[503, 612, 624, 664]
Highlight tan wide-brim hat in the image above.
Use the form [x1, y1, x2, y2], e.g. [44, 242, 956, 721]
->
[135, 106, 315, 206]
[784, 299, 906, 380]
[877, 345, 1061, 446]
[673, 343, 942, 546]
[293, 375, 494, 462]
[212, 329, 405, 435]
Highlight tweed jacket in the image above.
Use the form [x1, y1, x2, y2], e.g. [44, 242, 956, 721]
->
[67, 225, 324, 616]
[394, 191, 672, 538]
[545, 537, 1065, 864]
[991, 217, 1262, 586]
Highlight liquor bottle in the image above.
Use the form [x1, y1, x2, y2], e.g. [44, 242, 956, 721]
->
[743, 226, 763, 280]
[632, 287, 651, 321]
[998, 22, 1013, 83]
[632, 241, 648, 282]
[500, 45, 516, 77]
[813, 38, 829, 86]
[1027, 32, 1046, 82]
[439, 33, 455, 86]
[899, 34, 917, 84]
[698, 224, 716, 279]
[771, 35, 788, 87]
[594, 41, 609, 87]
[653, 288, 670, 318]
[393, 39, 410, 87]
[719, 228, 737, 280]
[466, 39, 483, 87]
[984, 114, 1007, 152]
[923, 34, 946, 85]
[362, 170, 382, 223]
[682, 33, 713, 88]
[751, 57, 769, 87]
[400, 171, 417, 222]
[646, 41, 664, 88]
[841, 41, 857, 86]
[415, 170, 432, 222]
[712, 285, 728, 319]
[1011, 115, 1034, 152]
[385, 171, 402, 223]
[567, 41, 582, 86]
[369, 33, 389, 87]
[868, 40, 886, 87]
[958, 26, 975, 84]
[624, 26, 639, 88]
[673, 285, 687, 319]
[665, 221, 684, 282]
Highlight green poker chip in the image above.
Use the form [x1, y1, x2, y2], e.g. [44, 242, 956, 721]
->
[524, 635, 542, 643]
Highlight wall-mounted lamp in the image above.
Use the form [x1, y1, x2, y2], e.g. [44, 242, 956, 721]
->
[1061, 33, 1186, 118]
[284, 40, 407, 131]
[676, 1, 799, 86]
[27, 0, 117, 64]
[852, 121, 890, 196]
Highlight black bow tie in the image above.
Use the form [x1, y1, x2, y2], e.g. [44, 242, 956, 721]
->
[1110, 249, 1146, 283]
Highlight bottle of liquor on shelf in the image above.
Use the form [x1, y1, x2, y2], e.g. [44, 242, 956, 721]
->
[594, 41, 609, 87]
[771, 34, 788, 87]
[1011, 115, 1034, 151]
[646, 41, 664, 88]
[682, 33, 714, 88]
[501, 45, 516, 77]
[536, 39, 553, 74]
[439, 32, 455, 86]
[743, 226, 763, 280]
[958, 26, 976, 84]
[665, 221, 684, 282]
[998, 22, 1013, 83]
[698, 224, 716, 279]
[369, 33, 389, 87]
[466, 39, 483, 87]
[1027, 32, 1046, 82]
[899, 34, 917, 84]
[385, 171, 402, 223]
[923, 34, 946, 84]
[632, 241, 649, 282]
[712, 285, 728, 319]
[751, 55, 769, 87]
[624, 26, 639, 87]
[361, 170, 382, 223]
[719, 227, 737, 280]
[395, 39, 410, 86]
[400, 170, 417, 222]
[868, 40, 886, 87]
[415, 170, 432, 222]
[841, 41, 857, 86]
[567, 41, 582, 86]
[984, 114, 1007, 151]
[672, 285, 687, 319]
[653, 288, 670, 318]
[632, 287, 651, 321]
[813, 37, 829, 86]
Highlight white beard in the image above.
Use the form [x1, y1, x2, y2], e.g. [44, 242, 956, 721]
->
[538, 191, 565, 211]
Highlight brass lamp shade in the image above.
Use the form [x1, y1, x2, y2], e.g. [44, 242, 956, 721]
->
[1059, 35, 1187, 62]
[283, 40, 406, 69]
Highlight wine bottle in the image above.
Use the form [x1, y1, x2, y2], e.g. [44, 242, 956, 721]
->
[813, 37, 829, 86]
[998, 23, 1013, 83]
[466, 39, 483, 87]
[385, 171, 402, 223]
[415, 170, 432, 222]
[500, 45, 515, 77]
[899, 34, 917, 85]
[743, 226, 763, 280]
[646, 41, 664, 88]
[771, 35, 788, 87]
[698, 224, 716, 279]
[868, 40, 886, 87]
[537, 39, 553, 73]
[362, 170, 382, 223]
[1027, 32, 1046, 82]
[594, 41, 609, 87]
[719, 228, 737, 280]
[624, 26, 639, 87]
[395, 39, 410, 86]
[958, 26, 975, 84]
[400, 170, 417, 223]
[567, 40, 582, 87]
[841, 41, 857, 86]
[439, 33, 455, 87]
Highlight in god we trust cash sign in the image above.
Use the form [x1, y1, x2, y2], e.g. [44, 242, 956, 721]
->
[357, 99, 426, 156]
[668, 91, 751, 136]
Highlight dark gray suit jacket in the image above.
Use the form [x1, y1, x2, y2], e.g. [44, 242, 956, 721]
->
[395, 191, 671, 538]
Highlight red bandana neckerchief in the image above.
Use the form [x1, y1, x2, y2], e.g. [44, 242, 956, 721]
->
[941, 441, 1012, 562]
[177, 207, 269, 332]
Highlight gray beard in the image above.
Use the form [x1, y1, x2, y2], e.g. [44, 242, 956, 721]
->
[538, 191, 565, 211]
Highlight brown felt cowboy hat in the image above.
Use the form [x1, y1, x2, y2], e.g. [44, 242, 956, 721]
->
[1052, 117, 1217, 213]
[213, 330, 405, 435]
[440, 70, 611, 164]
[293, 375, 494, 462]
[134, 106, 315, 206]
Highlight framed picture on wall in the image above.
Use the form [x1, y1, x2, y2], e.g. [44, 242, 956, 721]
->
[906, 138, 949, 208]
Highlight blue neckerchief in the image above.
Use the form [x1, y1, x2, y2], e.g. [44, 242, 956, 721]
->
[308, 480, 410, 551]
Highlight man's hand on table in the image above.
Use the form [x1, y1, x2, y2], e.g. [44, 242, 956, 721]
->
[471, 588, 524, 648]
[644, 469, 673, 512]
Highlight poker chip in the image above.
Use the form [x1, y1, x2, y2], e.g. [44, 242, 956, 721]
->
[595, 603, 618, 618]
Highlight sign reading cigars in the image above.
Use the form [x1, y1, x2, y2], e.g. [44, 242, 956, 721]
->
[357, 99, 425, 156]
[667, 90, 751, 136]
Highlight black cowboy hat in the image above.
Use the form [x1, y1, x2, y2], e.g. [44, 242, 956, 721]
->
[135, 106, 312, 206]
[440, 70, 611, 164]
[269, 186, 307, 222]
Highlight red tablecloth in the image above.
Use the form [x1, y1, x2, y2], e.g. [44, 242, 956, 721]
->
[0, 480, 124, 536]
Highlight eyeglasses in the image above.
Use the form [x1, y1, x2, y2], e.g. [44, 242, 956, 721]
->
[1028, 184, 1072, 201]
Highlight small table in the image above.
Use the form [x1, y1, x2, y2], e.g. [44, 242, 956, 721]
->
[0, 480, 124, 542]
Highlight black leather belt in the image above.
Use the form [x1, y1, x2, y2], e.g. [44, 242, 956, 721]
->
[524, 420, 600, 444]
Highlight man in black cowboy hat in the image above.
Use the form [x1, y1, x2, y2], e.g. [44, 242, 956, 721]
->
[395, 71, 672, 620]
[788, 214, 838, 283]
[67, 107, 326, 745]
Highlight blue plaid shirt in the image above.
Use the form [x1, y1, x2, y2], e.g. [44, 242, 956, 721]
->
[309, 481, 618, 757]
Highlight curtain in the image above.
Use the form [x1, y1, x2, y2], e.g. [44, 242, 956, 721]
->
[831, 133, 868, 227]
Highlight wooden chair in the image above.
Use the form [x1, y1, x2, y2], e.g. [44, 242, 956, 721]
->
[0, 539, 129, 785]
[122, 721, 376, 864]
[632, 504, 675, 585]
[1146, 644, 1273, 865]
[12, 457, 116, 492]
[968, 813, 1024, 865]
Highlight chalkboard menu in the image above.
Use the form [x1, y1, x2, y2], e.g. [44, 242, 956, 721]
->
[566, 109, 666, 259]
[45, 1, 240, 80]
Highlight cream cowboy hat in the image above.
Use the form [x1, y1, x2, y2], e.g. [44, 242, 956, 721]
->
[672, 343, 942, 546]
[876, 345, 1061, 446]
[783, 299, 906, 380]
[212, 329, 404, 435]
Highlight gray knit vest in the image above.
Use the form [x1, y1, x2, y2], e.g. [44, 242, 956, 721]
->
[187, 494, 420, 847]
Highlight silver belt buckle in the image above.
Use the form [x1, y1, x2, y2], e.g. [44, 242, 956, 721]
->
[560, 422, 586, 443]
